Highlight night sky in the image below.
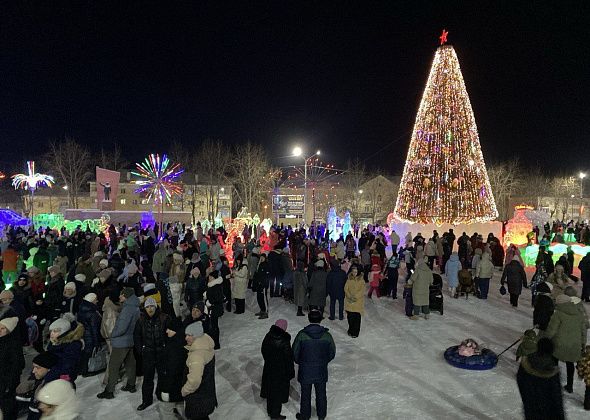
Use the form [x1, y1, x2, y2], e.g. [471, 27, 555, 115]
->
[1, 2, 589, 174]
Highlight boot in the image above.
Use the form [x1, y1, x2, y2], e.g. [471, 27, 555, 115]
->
[258, 312, 268, 319]
[97, 390, 115, 399]
[584, 386, 590, 410]
[296, 307, 305, 316]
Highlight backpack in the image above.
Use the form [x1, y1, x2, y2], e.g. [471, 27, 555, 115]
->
[25, 316, 39, 346]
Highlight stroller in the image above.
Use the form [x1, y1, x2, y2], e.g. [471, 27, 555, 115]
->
[457, 269, 476, 299]
[429, 273, 444, 315]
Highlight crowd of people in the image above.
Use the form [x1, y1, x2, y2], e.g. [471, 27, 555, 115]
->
[0, 218, 589, 419]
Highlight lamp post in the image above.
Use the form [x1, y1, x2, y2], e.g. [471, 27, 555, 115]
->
[292, 147, 320, 229]
[579, 173, 586, 220]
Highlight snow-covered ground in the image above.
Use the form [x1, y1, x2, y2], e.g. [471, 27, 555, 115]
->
[37, 266, 590, 419]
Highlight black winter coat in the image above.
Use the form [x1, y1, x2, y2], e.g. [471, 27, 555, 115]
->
[579, 255, 590, 283]
[184, 356, 217, 419]
[253, 261, 271, 292]
[46, 323, 84, 383]
[533, 294, 555, 331]
[0, 331, 25, 395]
[205, 279, 224, 317]
[326, 269, 347, 299]
[133, 308, 170, 354]
[184, 276, 206, 308]
[77, 300, 102, 353]
[157, 332, 187, 403]
[268, 250, 284, 278]
[501, 260, 527, 295]
[260, 325, 295, 402]
[516, 354, 564, 420]
[45, 276, 65, 321]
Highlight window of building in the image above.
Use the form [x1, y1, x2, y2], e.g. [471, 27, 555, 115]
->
[199, 200, 205, 206]
[38, 202, 43, 208]
[220, 200, 227, 206]
[377, 194, 382, 202]
[365, 206, 370, 213]
[132, 199, 138, 205]
[120, 199, 126, 205]
[120, 188, 126, 194]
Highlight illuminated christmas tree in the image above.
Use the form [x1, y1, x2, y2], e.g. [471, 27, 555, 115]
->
[394, 30, 498, 225]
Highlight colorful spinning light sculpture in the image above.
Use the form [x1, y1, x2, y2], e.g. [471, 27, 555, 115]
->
[131, 153, 184, 235]
[12, 161, 55, 226]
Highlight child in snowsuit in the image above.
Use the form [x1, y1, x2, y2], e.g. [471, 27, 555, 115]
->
[367, 264, 383, 299]
[516, 329, 538, 361]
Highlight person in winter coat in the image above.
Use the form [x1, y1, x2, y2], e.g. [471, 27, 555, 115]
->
[292, 310, 336, 420]
[366, 263, 383, 299]
[425, 238, 437, 270]
[183, 301, 211, 337]
[231, 257, 248, 314]
[261, 319, 295, 420]
[60, 282, 81, 316]
[576, 344, 590, 410]
[46, 318, 84, 384]
[444, 253, 461, 298]
[185, 267, 206, 310]
[409, 261, 434, 320]
[501, 259, 528, 307]
[579, 253, 590, 302]
[77, 293, 103, 377]
[45, 266, 65, 322]
[247, 245, 261, 289]
[534, 282, 555, 331]
[0, 317, 25, 420]
[385, 252, 400, 299]
[253, 254, 271, 319]
[152, 242, 170, 281]
[97, 288, 139, 399]
[204, 271, 224, 349]
[134, 297, 171, 411]
[517, 337, 565, 420]
[37, 379, 80, 420]
[475, 252, 494, 299]
[11, 273, 33, 314]
[21, 351, 58, 420]
[156, 319, 187, 419]
[1, 289, 29, 345]
[326, 260, 346, 321]
[547, 264, 571, 299]
[344, 266, 365, 338]
[182, 321, 217, 420]
[308, 260, 328, 314]
[294, 262, 308, 317]
[544, 294, 588, 394]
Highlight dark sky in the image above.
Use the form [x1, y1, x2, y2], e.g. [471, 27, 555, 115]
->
[1, 1, 589, 174]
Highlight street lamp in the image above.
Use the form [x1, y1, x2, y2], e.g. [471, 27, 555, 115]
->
[292, 147, 321, 227]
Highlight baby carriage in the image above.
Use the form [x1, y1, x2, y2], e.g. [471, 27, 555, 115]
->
[429, 273, 444, 315]
[458, 269, 476, 299]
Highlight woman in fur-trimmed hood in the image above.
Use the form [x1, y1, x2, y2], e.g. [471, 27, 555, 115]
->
[46, 318, 85, 383]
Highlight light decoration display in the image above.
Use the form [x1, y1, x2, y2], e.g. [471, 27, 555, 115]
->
[131, 154, 184, 204]
[394, 31, 498, 225]
[12, 161, 55, 226]
[131, 153, 184, 236]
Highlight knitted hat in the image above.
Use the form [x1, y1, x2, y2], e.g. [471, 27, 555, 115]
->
[192, 301, 205, 313]
[99, 259, 109, 268]
[83, 293, 97, 303]
[37, 379, 76, 407]
[74, 274, 86, 283]
[143, 283, 156, 292]
[185, 321, 204, 337]
[308, 309, 323, 324]
[49, 318, 71, 334]
[97, 269, 111, 281]
[64, 282, 76, 291]
[556, 294, 571, 305]
[564, 286, 578, 297]
[315, 259, 325, 268]
[27, 266, 40, 275]
[121, 287, 135, 299]
[127, 263, 138, 276]
[94, 251, 104, 258]
[17, 273, 29, 281]
[144, 297, 157, 308]
[48, 266, 61, 276]
[33, 352, 59, 369]
[0, 317, 18, 333]
[274, 319, 288, 331]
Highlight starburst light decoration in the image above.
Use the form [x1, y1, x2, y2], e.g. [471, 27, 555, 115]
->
[12, 161, 55, 191]
[131, 154, 184, 204]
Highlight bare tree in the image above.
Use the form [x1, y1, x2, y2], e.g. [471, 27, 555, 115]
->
[340, 158, 369, 219]
[487, 159, 521, 220]
[194, 139, 231, 222]
[230, 141, 271, 214]
[46, 138, 92, 208]
[362, 174, 398, 224]
[98, 143, 128, 172]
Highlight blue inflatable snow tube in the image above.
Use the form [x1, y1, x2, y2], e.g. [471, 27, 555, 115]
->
[444, 345, 498, 370]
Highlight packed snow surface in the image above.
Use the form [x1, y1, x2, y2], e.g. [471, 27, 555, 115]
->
[52, 268, 589, 419]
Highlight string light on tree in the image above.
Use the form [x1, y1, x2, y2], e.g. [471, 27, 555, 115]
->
[393, 30, 498, 225]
